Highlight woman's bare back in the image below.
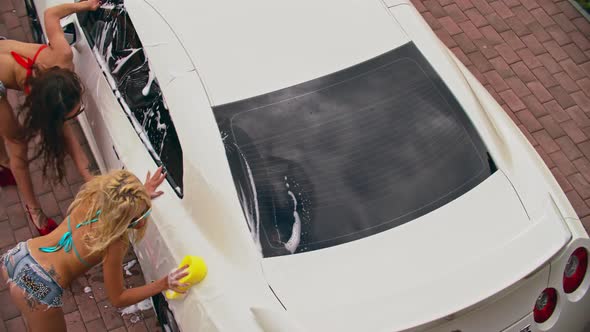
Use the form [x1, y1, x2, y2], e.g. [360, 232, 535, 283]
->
[26, 205, 104, 288]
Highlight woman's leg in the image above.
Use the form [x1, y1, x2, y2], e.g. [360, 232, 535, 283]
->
[8, 283, 66, 332]
[0, 136, 8, 167]
[0, 97, 47, 229]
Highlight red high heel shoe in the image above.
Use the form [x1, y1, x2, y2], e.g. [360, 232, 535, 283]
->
[25, 205, 58, 236]
[0, 166, 16, 187]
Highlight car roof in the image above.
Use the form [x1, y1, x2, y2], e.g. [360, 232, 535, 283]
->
[134, 0, 410, 106]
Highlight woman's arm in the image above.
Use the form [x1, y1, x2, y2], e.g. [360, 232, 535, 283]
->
[103, 239, 167, 308]
[63, 123, 93, 182]
[44, 0, 100, 59]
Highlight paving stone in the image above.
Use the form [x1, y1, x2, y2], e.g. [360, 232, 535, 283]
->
[536, 145, 557, 168]
[538, 115, 566, 138]
[500, 30, 526, 50]
[506, 76, 532, 97]
[491, 1, 514, 19]
[0, 204, 6, 222]
[504, 16, 531, 37]
[65, 311, 87, 332]
[10, 0, 26, 17]
[521, 34, 547, 56]
[570, 31, 590, 52]
[84, 318, 108, 332]
[554, 71, 582, 93]
[574, 158, 590, 184]
[0, 291, 19, 320]
[58, 198, 74, 219]
[484, 71, 510, 92]
[1, 12, 20, 29]
[544, 40, 569, 62]
[6, 203, 27, 230]
[571, 91, 590, 112]
[97, 300, 125, 330]
[4, 316, 26, 332]
[550, 150, 578, 176]
[37, 192, 60, 219]
[474, 38, 501, 59]
[502, 0, 521, 8]
[552, 13, 577, 33]
[490, 56, 516, 77]
[547, 85, 576, 109]
[532, 130, 560, 153]
[566, 190, 590, 217]
[513, 5, 536, 25]
[511, 61, 537, 82]
[0, 221, 15, 248]
[572, 17, 590, 36]
[531, 7, 556, 28]
[465, 8, 488, 27]
[568, 173, 590, 200]
[517, 48, 543, 69]
[13, 227, 31, 243]
[531, 67, 559, 88]
[560, 120, 588, 144]
[62, 288, 79, 314]
[527, 81, 553, 103]
[546, 25, 572, 47]
[1, 187, 20, 206]
[74, 291, 101, 323]
[30, 169, 52, 196]
[451, 47, 472, 65]
[557, 136, 584, 161]
[459, 21, 483, 40]
[495, 43, 520, 64]
[52, 181, 73, 202]
[551, 167, 574, 192]
[454, 33, 478, 53]
[521, 0, 541, 10]
[439, 16, 462, 35]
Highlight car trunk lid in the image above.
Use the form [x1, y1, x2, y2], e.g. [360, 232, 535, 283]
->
[262, 172, 570, 331]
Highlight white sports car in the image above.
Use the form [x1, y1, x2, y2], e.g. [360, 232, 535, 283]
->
[26, 0, 590, 331]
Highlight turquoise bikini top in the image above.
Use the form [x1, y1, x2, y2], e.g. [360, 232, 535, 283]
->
[39, 211, 101, 267]
[39, 208, 152, 267]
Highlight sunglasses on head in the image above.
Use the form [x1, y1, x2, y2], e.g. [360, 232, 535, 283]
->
[64, 101, 86, 121]
[128, 208, 152, 229]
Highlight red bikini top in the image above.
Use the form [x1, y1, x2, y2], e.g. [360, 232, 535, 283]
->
[11, 44, 48, 95]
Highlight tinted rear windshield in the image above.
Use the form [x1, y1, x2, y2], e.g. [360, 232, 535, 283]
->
[213, 42, 495, 257]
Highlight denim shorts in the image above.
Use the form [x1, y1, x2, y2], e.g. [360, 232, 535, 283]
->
[2, 242, 63, 308]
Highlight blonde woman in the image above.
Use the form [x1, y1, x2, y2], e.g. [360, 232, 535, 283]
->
[1, 167, 188, 331]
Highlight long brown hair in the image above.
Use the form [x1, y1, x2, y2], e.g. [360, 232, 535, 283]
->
[19, 66, 83, 183]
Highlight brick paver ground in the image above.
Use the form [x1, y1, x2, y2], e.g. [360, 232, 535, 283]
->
[0, 2, 159, 331]
[2, 0, 590, 330]
[414, 0, 590, 231]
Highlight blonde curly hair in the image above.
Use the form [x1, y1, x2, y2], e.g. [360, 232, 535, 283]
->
[68, 169, 151, 256]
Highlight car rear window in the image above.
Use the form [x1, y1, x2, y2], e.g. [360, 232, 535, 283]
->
[213, 42, 496, 257]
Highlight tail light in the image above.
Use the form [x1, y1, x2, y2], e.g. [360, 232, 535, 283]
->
[563, 247, 588, 294]
[533, 288, 557, 323]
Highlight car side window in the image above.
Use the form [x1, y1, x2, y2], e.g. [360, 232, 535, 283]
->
[77, 1, 184, 197]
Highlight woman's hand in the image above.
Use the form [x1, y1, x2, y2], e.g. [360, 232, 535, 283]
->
[165, 265, 190, 293]
[144, 166, 166, 200]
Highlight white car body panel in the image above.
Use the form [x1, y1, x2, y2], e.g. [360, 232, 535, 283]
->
[28, 0, 590, 331]
[142, 0, 410, 105]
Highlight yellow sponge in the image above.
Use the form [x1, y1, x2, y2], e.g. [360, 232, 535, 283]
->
[165, 255, 207, 300]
